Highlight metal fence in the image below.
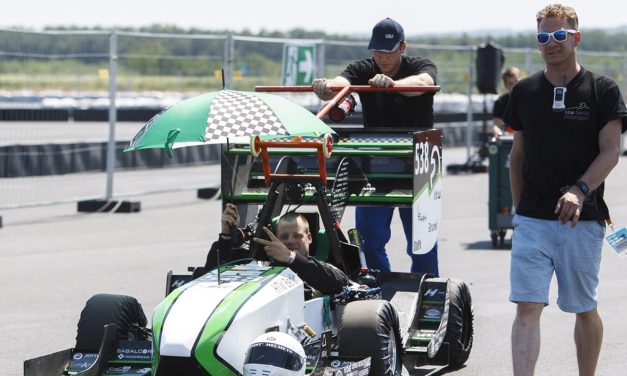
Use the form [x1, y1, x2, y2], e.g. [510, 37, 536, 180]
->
[1, 28, 626, 210]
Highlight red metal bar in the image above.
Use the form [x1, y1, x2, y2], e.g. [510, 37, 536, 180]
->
[316, 86, 351, 120]
[255, 85, 441, 93]
[256, 86, 314, 92]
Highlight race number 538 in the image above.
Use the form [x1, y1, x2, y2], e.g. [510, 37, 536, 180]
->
[415, 142, 442, 189]
[415, 141, 429, 174]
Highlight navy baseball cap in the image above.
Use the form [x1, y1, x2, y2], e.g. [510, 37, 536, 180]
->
[368, 18, 405, 52]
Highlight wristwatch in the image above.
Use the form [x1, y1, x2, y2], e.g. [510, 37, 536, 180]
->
[287, 251, 297, 264]
[574, 180, 590, 196]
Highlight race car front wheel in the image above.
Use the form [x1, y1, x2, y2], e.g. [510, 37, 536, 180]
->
[338, 299, 402, 376]
[75, 293, 148, 351]
[444, 278, 474, 368]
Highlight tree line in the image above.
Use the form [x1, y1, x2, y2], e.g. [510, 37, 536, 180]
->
[1, 25, 626, 93]
[2, 25, 627, 59]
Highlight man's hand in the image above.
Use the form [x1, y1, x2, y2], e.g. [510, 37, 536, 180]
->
[554, 189, 585, 227]
[221, 203, 239, 234]
[253, 227, 292, 263]
[368, 74, 395, 88]
[312, 78, 333, 99]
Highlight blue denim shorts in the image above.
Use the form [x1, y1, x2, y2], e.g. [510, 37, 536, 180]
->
[509, 214, 605, 313]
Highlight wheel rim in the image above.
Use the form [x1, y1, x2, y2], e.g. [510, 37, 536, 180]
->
[388, 328, 398, 373]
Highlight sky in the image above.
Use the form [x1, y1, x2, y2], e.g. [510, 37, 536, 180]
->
[1, 0, 625, 36]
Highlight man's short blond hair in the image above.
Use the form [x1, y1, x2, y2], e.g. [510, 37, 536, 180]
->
[536, 4, 579, 30]
[278, 212, 310, 234]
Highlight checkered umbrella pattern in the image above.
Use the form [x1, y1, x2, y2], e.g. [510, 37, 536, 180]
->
[204, 90, 288, 142]
[125, 89, 335, 155]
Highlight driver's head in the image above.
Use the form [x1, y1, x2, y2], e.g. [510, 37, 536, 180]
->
[276, 213, 312, 257]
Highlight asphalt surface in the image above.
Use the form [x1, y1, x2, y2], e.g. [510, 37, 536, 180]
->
[1, 147, 626, 375]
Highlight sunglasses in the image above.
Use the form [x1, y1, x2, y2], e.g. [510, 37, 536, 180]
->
[536, 29, 577, 44]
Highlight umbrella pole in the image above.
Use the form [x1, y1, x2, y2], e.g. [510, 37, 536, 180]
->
[217, 247, 222, 285]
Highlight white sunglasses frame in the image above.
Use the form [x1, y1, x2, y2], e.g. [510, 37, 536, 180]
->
[536, 29, 577, 45]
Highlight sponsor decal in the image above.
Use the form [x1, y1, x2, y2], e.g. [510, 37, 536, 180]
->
[412, 130, 443, 255]
[116, 340, 152, 361]
[428, 222, 438, 232]
[564, 102, 591, 121]
[105, 365, 132, 374]
[312, 357, 371, 376]
[425, 308, 442, 319]
[170, 279, 187, 289]
[270, 274, 299, 294]
[68, 352, 97, 370]
[424, 288, 440, 298]
[433, 189, 441, 200]
[413, 239, 422, 252]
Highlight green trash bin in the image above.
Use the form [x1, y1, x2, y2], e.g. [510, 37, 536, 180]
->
[488, 135, 514, 248]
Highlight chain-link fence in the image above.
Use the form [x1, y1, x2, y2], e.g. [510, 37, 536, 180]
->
[1, 28, 626, 210]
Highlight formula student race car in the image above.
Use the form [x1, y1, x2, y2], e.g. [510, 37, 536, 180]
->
[25, 130, 473, 376]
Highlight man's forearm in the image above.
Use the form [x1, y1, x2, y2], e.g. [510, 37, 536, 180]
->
[579, 147, 620, 191]
[394, 73, 435, 97]
[578, 120, 622, 191]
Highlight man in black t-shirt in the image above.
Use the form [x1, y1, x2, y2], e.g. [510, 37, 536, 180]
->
[492, 66, 520, 137]
[312, 18, 439, 276]
[504, 5, 627, 376]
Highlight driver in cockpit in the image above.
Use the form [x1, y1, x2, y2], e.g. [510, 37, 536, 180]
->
[205, 204, 351, 298]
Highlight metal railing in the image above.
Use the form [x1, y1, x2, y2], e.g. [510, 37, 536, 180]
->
[1, 28, 625, 210]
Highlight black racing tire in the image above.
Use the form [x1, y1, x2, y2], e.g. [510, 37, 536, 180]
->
[75, 293, 147, 351]
[338, 300, 402, 376]
[445, 279, 474, 368]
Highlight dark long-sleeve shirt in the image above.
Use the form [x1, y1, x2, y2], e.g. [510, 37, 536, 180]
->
[205, 237, 350, 296]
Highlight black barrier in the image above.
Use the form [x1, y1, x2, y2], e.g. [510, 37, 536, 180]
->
[1, 108, 486, 124]
[0, 142, 220, 178]
[0, 108, 489, 178]
[0, 108, 163, 122]
[0, 108, 69, 121]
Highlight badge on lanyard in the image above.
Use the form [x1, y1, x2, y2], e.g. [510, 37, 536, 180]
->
[606, 223, 627, 258]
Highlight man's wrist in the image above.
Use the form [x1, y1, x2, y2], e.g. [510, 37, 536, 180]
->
[219, 233, 231, 239]
[574, 180, 590, 197]
[287, 251, 297, 264]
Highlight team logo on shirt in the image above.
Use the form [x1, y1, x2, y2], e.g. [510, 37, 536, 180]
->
[564, 102, 590, 121]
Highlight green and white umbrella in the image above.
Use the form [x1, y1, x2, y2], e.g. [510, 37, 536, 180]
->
[125, 89, 335, 156]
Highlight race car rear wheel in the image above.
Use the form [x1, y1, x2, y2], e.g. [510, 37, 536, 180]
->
[445, 279, 474, 368]
[338, 299, 402, 376]
[75, 293, 148, 351]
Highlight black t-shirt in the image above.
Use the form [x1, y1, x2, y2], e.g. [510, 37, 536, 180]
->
[504, 67, 627, 221]
[340, 56, 437, 128]
[493, 91, 511, 118]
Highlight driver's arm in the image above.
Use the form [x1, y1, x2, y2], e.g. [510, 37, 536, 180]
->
[204, 204, 250, 270]
[289, 255, 350, 295]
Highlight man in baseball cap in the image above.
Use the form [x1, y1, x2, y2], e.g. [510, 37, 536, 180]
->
[368, 17, 405, 52]
[312, 18, 440, 277]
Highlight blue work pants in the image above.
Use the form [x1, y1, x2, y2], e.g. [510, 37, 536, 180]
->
[355, 206, 439, 276]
